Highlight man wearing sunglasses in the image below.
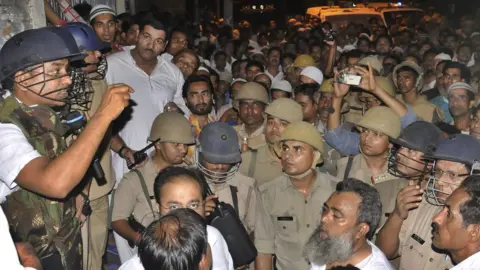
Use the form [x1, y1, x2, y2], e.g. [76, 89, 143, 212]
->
[376, 134, 480, 270]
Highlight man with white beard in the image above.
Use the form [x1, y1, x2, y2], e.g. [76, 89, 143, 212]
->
[304, 178, 393, 270]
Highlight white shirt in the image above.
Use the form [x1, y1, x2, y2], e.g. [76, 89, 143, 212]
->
[119, 225, 234, 270]
[265, 69, 284, 84]
[106, 51, 188, 183]
[0, 93, 41, 202]
[160, 52, 174, 63]
[451, 251, 480, 270]
[0, 208, 36, 269]
[310, 241, 393, 270]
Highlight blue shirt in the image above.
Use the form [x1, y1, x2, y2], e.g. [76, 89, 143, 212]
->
[430, 95, 453, 123]
[324, 105, 419, 156]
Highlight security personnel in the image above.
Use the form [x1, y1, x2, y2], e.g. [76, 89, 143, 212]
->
[111, 112, 195, 257]
[233, 82, 269, 149]
[239, 98, 303, 185]
[337, 106, 405, 227]
[255, 122, 339, 270]
[0, 28, 131, 269]
[286, 54, 315, 88]
[392, 61, 444, 123]
[62, 22, 118, 270]
[376, 134, 480, 270]
[196, 122, 257, 235]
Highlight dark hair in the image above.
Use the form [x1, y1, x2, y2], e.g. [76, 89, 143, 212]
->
[118, 13, 133, 33]
[423, 48, 438, 61]
[457, 43, 473, 54]
[443, 62, 471, 83]
[458, 175, 480, 227]
[330, 265, 361, 270]
[173, 49, 200, 71]
[154, 167, 207, 204]
[208, 69, 219, 84]
[73, 2, 92, 22]
[258, 32, 268, 39]
[336, 178, 382, 239]
[435, 122, 461, 135]
[358, 37, 371, 46]
[282, 52, 296, 61]
[139, 17, 167, 37]
[403, 54, 422, 65]
[375, 34, 393, 47]
[182, 74, 213, 99]
[346, 49, 364, 62]
[295, 83, 317, 102]
[232, 59, 247, 74]
[267, 46, 282, 57]
[138, 208, 207, 270]
[246, 60, 265, 72]
[213, 50, 227, 60]
[444, 32, 459, 42]
[168, 28, 189, 43]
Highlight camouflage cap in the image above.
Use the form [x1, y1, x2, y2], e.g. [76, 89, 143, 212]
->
[265, 98, 303, 123]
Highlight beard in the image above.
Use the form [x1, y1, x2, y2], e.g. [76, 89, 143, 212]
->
[303, 225, 355, 266]
[188, 102, 213, 115]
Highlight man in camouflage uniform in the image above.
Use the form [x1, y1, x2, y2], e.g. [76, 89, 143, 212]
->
[0, 27, 131, 269]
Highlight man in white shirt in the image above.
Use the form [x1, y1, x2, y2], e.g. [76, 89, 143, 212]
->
[431, 175, 480, 270]
[106, 17, 188, 184]
[143, 166, 233, 270]
[304, 178, 393, 270]
[160, 28, 189, 63]
[119, 208, 213, 270]
[265, 47, 284, 84]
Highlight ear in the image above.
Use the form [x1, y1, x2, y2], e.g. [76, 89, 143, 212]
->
[468, 224, 480, 243]
[356, 223, 370, 240]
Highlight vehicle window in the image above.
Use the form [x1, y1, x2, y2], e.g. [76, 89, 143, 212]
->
[383, 10, 425, 27]
[324, 14, 384, 31]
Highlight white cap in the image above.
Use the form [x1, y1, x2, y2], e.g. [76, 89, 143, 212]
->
[448, 82, 475, 94]
[197, 66, 210, 74]
[300, 66, 324, 85]
[89, 5, 116, 21]
[271, 80, 293, 93]
[231, 78, 247, 86]
[343, 45, 356, 52]
[471, 32, 480, 38]
[434, 53, 452, 61]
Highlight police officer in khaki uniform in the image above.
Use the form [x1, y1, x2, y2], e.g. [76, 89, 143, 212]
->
[239, 98, 303, 185]
[337, 106, 405, 227]
[196, 122, 257, 234]
[376, 134, 480, 270]
[255, 122, 339, 270]
[393, 61, 444, 123]
[111, 112, 195, 257]
[62, 22, 119, 270]
[233, 82, 269, 149]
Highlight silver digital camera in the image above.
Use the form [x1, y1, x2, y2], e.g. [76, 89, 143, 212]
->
[336, 70, 362, 86]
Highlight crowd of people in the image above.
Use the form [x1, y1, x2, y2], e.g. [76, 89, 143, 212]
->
[1, 1, 480, 270]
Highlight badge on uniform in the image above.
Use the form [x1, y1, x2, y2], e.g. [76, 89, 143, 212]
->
[411, 233, 425, 245]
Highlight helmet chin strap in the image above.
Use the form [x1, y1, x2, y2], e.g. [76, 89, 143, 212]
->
[285, 151, 321, 179]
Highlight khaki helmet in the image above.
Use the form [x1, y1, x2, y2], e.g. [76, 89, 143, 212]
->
[148, 112, 196, 144]
[265, 98, 303, 123]
[293, 54, 315, 68]
[278, 121, 324, 163]
[359, 76, 396, 101]
[358, 55, 383, 74]
[318, 78, 335, 93]
[233, 82, 269, 109]
[392, 61, 424, 92]
[356, 106, 401, 138]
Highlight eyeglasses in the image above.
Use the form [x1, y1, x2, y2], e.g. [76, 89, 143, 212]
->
[434, 168, 469, 181]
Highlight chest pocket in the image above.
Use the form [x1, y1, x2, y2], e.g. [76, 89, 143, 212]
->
[400, 233, 451, 270]
[274, 216, 298, 243]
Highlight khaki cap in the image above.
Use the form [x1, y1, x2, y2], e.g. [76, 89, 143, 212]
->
[149, 112, 196, 144]
[234, 82, 269, 109]
[293, 54, 315, 68]
[392, 61, 424, 91]
[356, 106, 401, 138]
[279, 121, 324, 155]
[319, 78, 335, 93]
[358, 55, 383, 74]
[265, 98, 303, 123]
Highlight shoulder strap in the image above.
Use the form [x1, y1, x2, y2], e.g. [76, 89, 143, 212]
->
[247, 150, 258, 178]
[133, 169, 155, 214]
[343, 156, 354, 181]
[243, 186, 253, 222]
[229, 185, 239, 213]
[107, 189, 116, 229]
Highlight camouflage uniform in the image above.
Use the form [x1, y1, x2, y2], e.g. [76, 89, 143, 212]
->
[0, 95, 82, 269]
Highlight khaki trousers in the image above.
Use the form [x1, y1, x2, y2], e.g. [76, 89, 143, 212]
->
[81, 195, 109, 270]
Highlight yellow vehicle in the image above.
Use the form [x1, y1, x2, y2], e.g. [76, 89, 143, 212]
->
[319, 8, 385, 30]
